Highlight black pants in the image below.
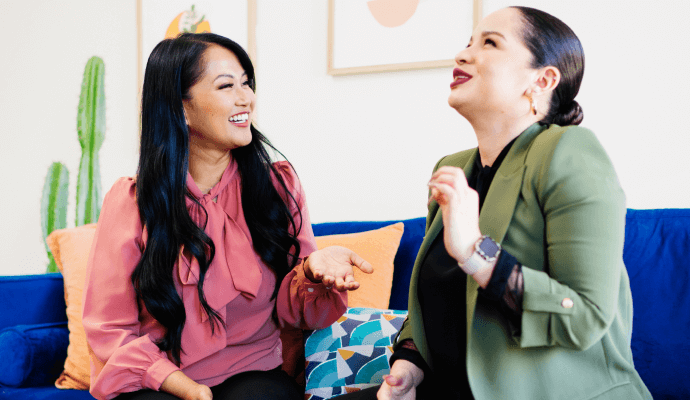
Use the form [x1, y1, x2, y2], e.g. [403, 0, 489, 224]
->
[114, 367, 303, 400]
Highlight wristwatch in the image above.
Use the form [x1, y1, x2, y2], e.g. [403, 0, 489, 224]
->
[459, 235, 501, 275]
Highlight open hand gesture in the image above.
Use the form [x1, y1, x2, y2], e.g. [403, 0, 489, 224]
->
[304, 246, 374, 291]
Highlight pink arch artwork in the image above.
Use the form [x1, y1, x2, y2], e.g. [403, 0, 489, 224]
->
[367, 0, 420, 28]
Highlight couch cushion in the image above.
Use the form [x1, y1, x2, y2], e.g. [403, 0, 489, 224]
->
[0, 274, 67, 331]
[314, 223, 404, 309]
[304, 307, 408, 399]
[313, 217, 425, 310]
[0, 386, 95, 400]
[46, 224, 98, 391]
[624, 208, 690, 399]
[0, 323, 69, 388]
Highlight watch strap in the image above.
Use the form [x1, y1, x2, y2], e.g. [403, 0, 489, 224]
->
[459, 235, 501, 275]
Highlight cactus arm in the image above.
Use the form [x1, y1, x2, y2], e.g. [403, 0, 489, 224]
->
[41, 162, 69, 272]
[77, 57, 105, 150]
[76, 150, 102, 225]
[76, 56, 105, 226]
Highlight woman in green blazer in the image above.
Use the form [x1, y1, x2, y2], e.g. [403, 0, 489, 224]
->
[339, 6, 651, 400]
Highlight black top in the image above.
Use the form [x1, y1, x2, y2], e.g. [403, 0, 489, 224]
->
[392, 137, 521, 398]
[417, 228, 472, 398]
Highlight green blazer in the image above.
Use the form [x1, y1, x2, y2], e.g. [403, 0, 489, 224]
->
[396, 124, 652, 400]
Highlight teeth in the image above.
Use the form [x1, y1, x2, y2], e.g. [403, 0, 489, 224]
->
[231, 113, 249, 123]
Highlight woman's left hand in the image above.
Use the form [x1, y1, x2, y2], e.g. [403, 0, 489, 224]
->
[304, 246, 374, 291]
[428, 166, 483, 265]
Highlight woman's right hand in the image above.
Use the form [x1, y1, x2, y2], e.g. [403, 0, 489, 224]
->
[377, 359, 424, 400]
[303, 246, 374, 291]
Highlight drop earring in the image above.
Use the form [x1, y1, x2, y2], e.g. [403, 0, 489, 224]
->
[528, 94, 538, 116]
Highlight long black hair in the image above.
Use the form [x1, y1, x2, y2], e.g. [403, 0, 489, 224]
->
[512, 6, 585, 126]
[132, 32, 302, 364]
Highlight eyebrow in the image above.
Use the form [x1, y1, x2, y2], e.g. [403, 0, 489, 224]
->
[213, 72, 247, 82]
[470, 30, 507, 43]
[481, 30, 506, 40]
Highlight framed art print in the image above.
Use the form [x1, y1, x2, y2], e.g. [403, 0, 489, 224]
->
[137, 0, 256, 91]
[328, 0, 481, 75]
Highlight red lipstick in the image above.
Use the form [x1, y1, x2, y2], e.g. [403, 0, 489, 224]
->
[450, 68, 472, 88]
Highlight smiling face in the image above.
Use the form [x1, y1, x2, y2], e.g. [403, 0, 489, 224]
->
[183, 44, 255, 152]
[448, 8, 538, 119]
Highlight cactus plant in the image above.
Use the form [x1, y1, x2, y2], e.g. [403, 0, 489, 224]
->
[41, 56, 106, 272]
[75, 56, 105, 226]
[41, 162, 69, 273]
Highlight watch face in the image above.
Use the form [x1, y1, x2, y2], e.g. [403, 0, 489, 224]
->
[478, 237, 500, 257]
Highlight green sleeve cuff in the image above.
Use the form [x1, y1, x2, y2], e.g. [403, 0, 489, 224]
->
[519, 267, 578, 347]
[523, 292, 575, 315]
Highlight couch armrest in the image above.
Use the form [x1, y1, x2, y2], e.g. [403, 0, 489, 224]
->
[0, 273, 67, 330]
[0, 322, 69, 388]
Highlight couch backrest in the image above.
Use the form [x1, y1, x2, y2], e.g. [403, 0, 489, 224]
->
[623, 208, 690, 398]
[0, 273, 68, 330]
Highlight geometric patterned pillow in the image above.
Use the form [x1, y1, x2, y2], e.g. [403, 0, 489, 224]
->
[304, 307, 408, 400]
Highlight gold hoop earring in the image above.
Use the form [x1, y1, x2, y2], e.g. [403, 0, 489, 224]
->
[528, 95, 538, 116]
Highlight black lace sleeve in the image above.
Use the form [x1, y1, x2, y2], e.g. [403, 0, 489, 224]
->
[389, 339, 431, 377]
[478, 250, 524, 329]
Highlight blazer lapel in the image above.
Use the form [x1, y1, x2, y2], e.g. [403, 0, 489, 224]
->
[478, 123, 544, 241]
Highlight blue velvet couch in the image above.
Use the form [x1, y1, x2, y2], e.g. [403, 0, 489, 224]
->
[1, 209, 688, 399]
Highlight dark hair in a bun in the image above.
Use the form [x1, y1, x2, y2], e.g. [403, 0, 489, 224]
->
[512, 6, 585, 126]
[553, 99, 583, 126]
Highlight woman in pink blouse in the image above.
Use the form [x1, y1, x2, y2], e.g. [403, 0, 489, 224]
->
[82, 33, 372, 400]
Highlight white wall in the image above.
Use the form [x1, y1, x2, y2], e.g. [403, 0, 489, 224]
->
[0, 0, 139, 275]
[1, 0, 689, 276]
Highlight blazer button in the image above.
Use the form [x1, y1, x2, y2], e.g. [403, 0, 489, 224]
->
[561, 298, 574, 308]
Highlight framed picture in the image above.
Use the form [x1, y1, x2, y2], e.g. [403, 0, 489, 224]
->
[328, 0, 482, 75]
[137, 0, 257, 91]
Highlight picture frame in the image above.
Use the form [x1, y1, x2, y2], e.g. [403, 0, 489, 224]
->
[137, 0, 257, 93]
[328, 0, 482, 76]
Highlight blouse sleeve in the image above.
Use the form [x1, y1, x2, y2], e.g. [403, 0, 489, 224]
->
[271, 162, 348, 330]
[81, 178, 179, 400]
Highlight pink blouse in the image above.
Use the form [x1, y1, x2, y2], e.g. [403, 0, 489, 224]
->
[82, 160, 347, 400]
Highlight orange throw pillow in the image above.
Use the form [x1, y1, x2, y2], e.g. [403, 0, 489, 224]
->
[314, 222, 404, 309]
[46, 224, 97, 390]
